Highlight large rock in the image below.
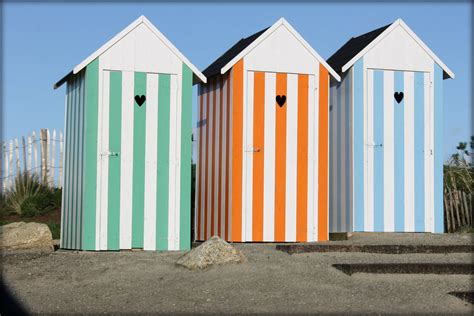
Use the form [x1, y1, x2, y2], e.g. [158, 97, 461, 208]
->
[177, 236, 247, 270]
[0, 222, 53, 251]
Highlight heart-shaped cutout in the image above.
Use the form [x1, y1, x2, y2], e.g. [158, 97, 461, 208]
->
[276, 95, 286, 107]
[135, 95, 146, 106]
[394, 92, 404, 104]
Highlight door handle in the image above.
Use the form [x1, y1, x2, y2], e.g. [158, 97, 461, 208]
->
[245, 147, 262, 153]
[100, 151, 120, 157]
[366, 142, 383, 148]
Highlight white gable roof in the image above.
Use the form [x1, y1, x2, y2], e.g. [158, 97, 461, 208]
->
[54, 15, 206, 89]
[220, 18, 341, 82]
[341, 18, 454, 79]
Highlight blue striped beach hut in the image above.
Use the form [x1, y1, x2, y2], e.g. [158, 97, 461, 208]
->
[326, 18, 454, 233]
[54, 16, 206, 251]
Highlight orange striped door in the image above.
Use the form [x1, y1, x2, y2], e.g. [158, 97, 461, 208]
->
[242, 71, 320, 242]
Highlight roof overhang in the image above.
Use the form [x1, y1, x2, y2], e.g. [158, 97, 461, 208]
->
[219, 17, 341, 82]
[341, 18, 455, 79]
[54, 15, 206, 89]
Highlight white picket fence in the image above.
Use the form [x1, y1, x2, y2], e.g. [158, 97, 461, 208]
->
[1, 129, 64, 195]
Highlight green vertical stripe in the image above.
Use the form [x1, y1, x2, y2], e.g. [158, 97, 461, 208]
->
[156, 74, 171, 250]
[83, 58, 99, 250]
[180, 65, 192, 250]
[107, 71, 122, 250]
[132, 72, 147, 248]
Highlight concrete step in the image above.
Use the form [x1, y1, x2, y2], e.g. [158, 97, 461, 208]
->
[333, 263, 474, 275]
[277, 244, 474, 254]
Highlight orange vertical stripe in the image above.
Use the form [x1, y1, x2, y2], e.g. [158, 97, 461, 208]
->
[252, 72, 265, 241]
[275, 73, 287, 242]
[211, 79, 216, 237]
[231, 60, 244, 242]
[225, 73, 231, 241]
[218, 76, 223, 237]
[197, 88, 204, 240]
[318, 65, 329, 241]
[297, 74, 309, 242]
[204, 84, 210, 240]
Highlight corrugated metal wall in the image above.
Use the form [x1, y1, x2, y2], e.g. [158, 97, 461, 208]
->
[60, 70, 86, 249]
[195, 71, 233, 242]
[329, 69, 353, 233]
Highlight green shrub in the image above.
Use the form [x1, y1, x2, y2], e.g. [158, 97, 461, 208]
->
[4, 173, 60, 217]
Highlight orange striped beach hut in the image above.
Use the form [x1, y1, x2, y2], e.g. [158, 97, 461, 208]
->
[195, 18, 340, 243]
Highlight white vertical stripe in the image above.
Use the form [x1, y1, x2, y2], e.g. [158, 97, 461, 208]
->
[143, 74, 158, 250]
[194, 86, 200, 241]
[214, 80, 221, 238]
[98, 70, 110, 250]
[424, 72, 432, 232]
[404, 72, 415, 232]
[168, 75, 179, 250]
[348, 68, 354, 232]
[312, 70, 319, 240]
[200, 86, 207, 241]
[365, 69, 374, 232]
[174, 72, 183, 249]
[285, 73, 298, 242]
[221, 78, 227, 239]
[263, 72, 276, 241]
[429, 64, 436, 233]
[307, 74, 315, 241]
[244, 72, 254, 241]
[340, 76, 347, 231]
[383, 71, 395, 232]
[120, 71, 134, 249]
[95, 67, 104, 250]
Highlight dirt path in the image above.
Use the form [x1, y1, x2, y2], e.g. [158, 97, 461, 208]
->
[2, 244, 473, 314]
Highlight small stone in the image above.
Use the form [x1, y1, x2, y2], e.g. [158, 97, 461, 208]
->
[176, 236, 247, 270]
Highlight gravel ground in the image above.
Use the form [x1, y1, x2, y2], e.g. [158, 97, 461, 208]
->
[2, 243, 473, 314]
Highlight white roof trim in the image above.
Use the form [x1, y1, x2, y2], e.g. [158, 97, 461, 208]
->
[341, 18, 454, 79]
[220, 17, 341, 82]
[71, 15, 206, 83]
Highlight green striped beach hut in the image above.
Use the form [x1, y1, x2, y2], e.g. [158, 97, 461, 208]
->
[54, 15, 206, 251]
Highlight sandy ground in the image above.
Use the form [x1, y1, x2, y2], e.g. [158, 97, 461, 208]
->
[2, 241, 473, 314]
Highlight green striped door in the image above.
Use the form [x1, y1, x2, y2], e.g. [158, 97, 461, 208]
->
[90, 68, 191, 251]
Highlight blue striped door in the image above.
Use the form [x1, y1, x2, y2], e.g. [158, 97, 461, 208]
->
[365, 69, 431, 232]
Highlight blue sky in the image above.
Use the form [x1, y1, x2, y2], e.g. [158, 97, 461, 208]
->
[3, 2, 471, 161]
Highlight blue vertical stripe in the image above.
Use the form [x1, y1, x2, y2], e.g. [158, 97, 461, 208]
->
[336, 81, 342, 230]
[353, 59, 364, 231]
[433, 65, 444, 233]
[373, 71, 384, 231]
[344, 74, 351, 231]
[394, 71, 405, 231]
[414, 72, 425, 232]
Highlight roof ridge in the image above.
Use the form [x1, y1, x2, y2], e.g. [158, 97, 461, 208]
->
[201, 27, 269, 79]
